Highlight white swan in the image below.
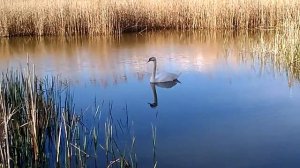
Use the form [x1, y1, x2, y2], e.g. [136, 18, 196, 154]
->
[147, 57, 180, 83]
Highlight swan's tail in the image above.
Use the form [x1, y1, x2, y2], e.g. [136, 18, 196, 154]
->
[175, 72, 182, 83]
[173, 79, 181, 84]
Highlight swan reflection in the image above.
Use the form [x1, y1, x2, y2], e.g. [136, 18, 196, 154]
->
[149, 81, 179, 108]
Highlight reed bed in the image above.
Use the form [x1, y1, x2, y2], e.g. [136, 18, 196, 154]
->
[0, 64, 138, 167]
[1, 0, 300, 37]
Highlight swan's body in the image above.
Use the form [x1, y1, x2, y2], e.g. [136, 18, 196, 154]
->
[148, 57, 180, 83]
[151, 72, 179, 83]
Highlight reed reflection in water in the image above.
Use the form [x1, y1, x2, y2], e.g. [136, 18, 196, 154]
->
[0, 31, 249, 85]
[1, 30, 299, 87]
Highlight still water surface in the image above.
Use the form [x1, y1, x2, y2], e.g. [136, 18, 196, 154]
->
[1, 31, 300, 167]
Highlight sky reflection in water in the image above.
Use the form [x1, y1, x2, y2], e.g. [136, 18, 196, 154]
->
[1, 31, 300, 168]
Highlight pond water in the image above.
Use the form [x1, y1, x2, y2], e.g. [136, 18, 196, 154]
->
[1, 31, 300, 168]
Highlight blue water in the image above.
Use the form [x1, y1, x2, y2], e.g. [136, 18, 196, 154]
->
[1, 32, 300, 167]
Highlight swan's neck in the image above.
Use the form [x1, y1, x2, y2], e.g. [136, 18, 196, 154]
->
[151, 61, 157, 82]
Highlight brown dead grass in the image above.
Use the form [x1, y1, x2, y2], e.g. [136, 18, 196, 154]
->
[0, 0, 300, 36]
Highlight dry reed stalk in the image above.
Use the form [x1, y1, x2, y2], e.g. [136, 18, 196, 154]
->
[62, 112, 71, 166]
[27, 64, 39, 160]
[0, 84, 7, 167]
[56, 120, 62, 164]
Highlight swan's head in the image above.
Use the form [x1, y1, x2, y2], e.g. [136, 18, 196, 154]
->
[147, 57, 156, 63]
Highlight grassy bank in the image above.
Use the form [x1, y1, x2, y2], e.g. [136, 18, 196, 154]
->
[0, 0, 300, 37]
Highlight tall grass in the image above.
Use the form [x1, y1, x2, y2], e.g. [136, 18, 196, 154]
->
[0, 67, 59, 167]
[0, 64, 138, 167]
[1, 0, 300, 37]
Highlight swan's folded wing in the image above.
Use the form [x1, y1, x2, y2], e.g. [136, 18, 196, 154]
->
[155, 72, 179, 82]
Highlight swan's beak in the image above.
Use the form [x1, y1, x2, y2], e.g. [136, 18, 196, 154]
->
[147, 57, 155, 63]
